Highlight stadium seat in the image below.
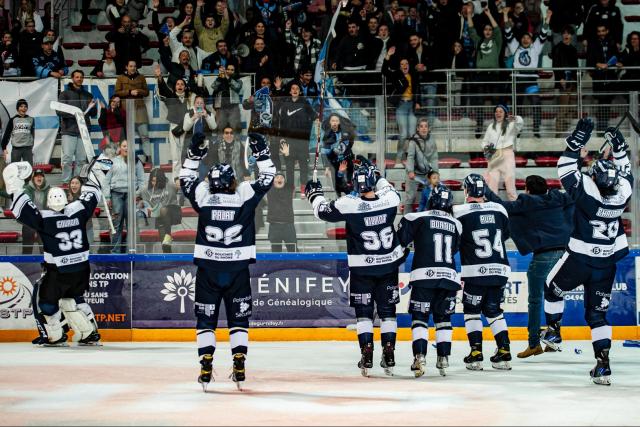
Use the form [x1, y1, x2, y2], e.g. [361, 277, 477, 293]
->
[78, 59, 99, 67]
[99, 230, 127, 243]
[468, 158, 488, 168]
[441, 179, 462, 190]
[141, 58, 153, 66]
[149, 40, 160, 48]
[71, 24, 92, 32]
[3, 209, 14, 218]
[0, 231, 20, 243]
[89, 42, 109, 50]
[438, 157, 462, 168]
[160, 163, 173, 173]
[97, 24, 114, 31]
[622, 0, 640, 4]
[181, 207, 197, 217]
[546, 178, 562, 189]
[171, 229, 197, 241]
[515, 156, 528, 167]
[94, 208, 101, 217]
[33, 163, 54, 173]
[515, 178, 526, 190]
[625, 15, 640, 22]
[140, 229, 160, 242]
[62, 42, 86, 49]
[326, 227, 346, 239]
[65, 60, 74, 67]
[535, 156, 559, 167]
[158, 6, 176, 13]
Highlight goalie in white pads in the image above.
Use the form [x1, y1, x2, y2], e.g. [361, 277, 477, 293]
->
[179, 131, 275, 391]
[397, 184, 462, 377]
[3, 159, 108, 346]
[540, 119, 633, 386]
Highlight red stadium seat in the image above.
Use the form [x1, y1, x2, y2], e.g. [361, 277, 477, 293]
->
[515, 156, 528, 167]
[546, 178, 562, 189]
[148, 40, 160, 48]
[515, 178, 526, 190]
[3, 209, 14, 218]
[97, 24, 114, 31]
[468, 158, 488, 168]
[143, 163, 152, 173]
[62, 42, 86, 49]
[438, 157, 461, 168]
[535, 156, 559, 167]
[65, 60, 74, 67]
[625, 15, 640, 22]
[0, 231, 20, 243]
[141, 58, 153, 66]
[441, 179, 462, 190]
[172, 229, 197, 241]
[78, 59, 99, 67]
[158, 6, 176, 13]
[89, 42, 109, 50]
[326, 227, 347, 239]
[181, 207, 198, 217]
[99, 230, 127, 243]
[160, 163, 173, 173]
[33, 163, 54, 173]
[140, 229, 160, 242]
[94, 208, 101, 217]
[71, 24, 92, 32]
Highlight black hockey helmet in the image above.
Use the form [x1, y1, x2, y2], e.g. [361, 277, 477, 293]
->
[208, 163, 236, 193]
[589, 159, 619, 195]
[352, 164, 377, 193]
[427, 184, 455, 212]
[463, 173, 486, 198]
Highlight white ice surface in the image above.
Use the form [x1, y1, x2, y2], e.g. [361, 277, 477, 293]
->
[1, 340, 639, 426]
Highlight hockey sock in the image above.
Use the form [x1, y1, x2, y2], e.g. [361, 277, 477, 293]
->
[356, 317, 374, 350]
[591, 325, 612, 356]
[435, 321, 453, 356]
[197, 329, 216, 356]
[380, 318, 397, 349]
[464, 314, 483, 348]
[411, 320, 428, 356]
[487, 314, 510, 350]
[544, 299, 564, 326]
[230, 327, 248, 355]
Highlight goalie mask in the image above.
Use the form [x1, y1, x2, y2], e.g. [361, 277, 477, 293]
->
[589, 159, 619, 195]
[47, 187, 68, 212]
[208, 163, 236, 193]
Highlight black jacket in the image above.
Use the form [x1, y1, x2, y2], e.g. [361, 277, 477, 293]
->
[157, 77, 191, 125]
[274, 96, 315, 141]
[382, 58, 421, 106]
[485, 188, 575, 256]
[267, 179, 295, 224]
[57, 85, 96, 136]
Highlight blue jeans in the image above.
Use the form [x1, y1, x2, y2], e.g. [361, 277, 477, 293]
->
[110, 190, 128, 254]
[419, 83, 437, 120]
[396, 100, 416, 161]
[61, 135, 88, 183]
[527, 249, 564, 347]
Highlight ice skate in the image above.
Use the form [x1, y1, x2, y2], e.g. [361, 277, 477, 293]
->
[198, 354, 214, 392]
[411, 354, 426, 378]
[78, 331, 102, 346]
[540, 324, 562, 352]
[231, 353, 246, 390]
[42, 333, 69, 347]
[490, 348, 512, 370]
[436, 356, 449, 376]
[590, 349, 611, 386]
[358, 343, 373, 377]
[380, 343, 395, 376]
[463, 346, 483, 371]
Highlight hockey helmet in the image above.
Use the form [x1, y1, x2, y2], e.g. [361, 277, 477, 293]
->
[427, 184, 455, 212]
[208, 163, 236, 193]
[463, 173, 487, 198]
[48, 187, 68, 212]
[352, 165, 377, 194]
[589, 159, 619, 195]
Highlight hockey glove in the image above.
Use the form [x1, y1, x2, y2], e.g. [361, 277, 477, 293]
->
[248, 132, 270, 161]
[565, 118, 594, 151]
[2, 161, 32, 196]
[604, 127, 629, 154]
[187, 132, 209, 161]
[305, 179, 324, 204]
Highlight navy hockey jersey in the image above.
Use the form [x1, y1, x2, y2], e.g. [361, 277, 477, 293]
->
[453, 202, 511, 286]
[180, 157, 276, 271]
[557, 149, 633, 267]
[11, 184, 100, 272]
[398, 209, 462, 290]
[312, 178, 402, 275]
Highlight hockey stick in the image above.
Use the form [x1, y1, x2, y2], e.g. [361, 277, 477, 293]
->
[597, 112, 640, 153]
[50, 101, 116, 234]
[598, 113, 629, 153]
[312, 74, 326, 183]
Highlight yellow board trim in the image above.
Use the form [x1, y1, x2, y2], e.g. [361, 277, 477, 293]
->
[1, 326, 639, 342]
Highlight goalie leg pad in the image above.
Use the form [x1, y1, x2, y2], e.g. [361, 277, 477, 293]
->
[43, 311, 65, 343]
[60, 298, 96, 342]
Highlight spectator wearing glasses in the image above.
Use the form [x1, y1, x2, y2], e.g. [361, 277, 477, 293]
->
[210, 63, 243, 131]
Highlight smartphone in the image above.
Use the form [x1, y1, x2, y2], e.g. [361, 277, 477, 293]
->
[481, 0, 488, 7]
[197, 106, 204, 113]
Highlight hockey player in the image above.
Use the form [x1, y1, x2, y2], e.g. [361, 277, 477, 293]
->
[397, 184, 462, 377]
[453, 174, 512, 370]
[305, 161, 404, 377]
[540, 119, 633, 386]
[2, 159, 106, 346]
[179, 131, 275, 391]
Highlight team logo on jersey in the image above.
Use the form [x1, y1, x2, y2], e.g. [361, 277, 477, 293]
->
[365, 256, 375, 264]
[479, 266, 487, 275]
[357, 202, 371, 212]
[60, 257, 69, 264]
[240, 301, 250, 313]
[599, 297, 610, 310]
[425, 269, 435, 278]
[592, 247, 602, 255]
[518, 50, 531, 66]
[233, 295, 252, 317]
[161, 270, 196, 314]
[205, 249, 214, 257]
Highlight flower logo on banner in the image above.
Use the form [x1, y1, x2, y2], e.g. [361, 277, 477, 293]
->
[161, 270, 196, 314]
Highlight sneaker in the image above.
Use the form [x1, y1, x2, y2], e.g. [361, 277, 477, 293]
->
[380, 342, 395, 376]
[540, 324, 562, 351]
[198, 354, 214, 391]
[463, 346, 484, 371]
[590, 349, 611, 386]
[162, 234, 173, 246]
[358, 343, 374, 377]
[517, 344, 544, 359]
[490, 347, 512, 370]
[411, 354, 426, 378]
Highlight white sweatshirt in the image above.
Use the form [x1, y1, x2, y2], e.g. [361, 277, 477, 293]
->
[482, 115, 524, 150]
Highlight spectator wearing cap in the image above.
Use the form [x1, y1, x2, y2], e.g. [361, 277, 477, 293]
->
[32, 35, 67, 78]
[22, 168, 50, 254]
[481, 104, 523, 201]
[505, 8, 551, 138]
[485, 175, 574, 358]
[1, 99, 34, 164]
[201, 39, 239, 73]
[194, 0, 229, 54]
[57, 70, 99, 184]
[284, 20, 321, 73]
